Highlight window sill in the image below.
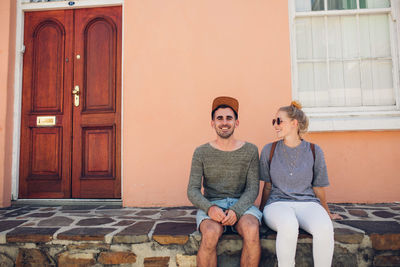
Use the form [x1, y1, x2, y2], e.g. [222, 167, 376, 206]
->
[305, 110, 400, 132]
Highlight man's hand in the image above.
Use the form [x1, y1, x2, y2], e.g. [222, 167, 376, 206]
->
[208, 206, 226, 223]
[221, 209, 237, 226]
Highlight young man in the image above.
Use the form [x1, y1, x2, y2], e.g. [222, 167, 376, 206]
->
[187, 96, 262, 267]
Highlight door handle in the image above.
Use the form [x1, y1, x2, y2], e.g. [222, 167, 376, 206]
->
[72, 85, 80, 107]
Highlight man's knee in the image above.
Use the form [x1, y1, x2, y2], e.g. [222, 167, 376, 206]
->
[200, 220, 223, 247]
[236, 215, 260, 240]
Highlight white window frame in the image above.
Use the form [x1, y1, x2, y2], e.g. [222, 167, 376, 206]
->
[288, 0, 400, 131]
[12, 0, 124, 200]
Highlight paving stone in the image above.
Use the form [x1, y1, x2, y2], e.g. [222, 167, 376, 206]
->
[96, 205, 123, 209]
[61, 210, 91, 214]
[135, 210, 160, 216]
[57, 251, 96, 266]
[98, 251, 137, 264]
[160, 210, 187, 219]
[76, 217, 115, 226]
[16, 248, 53, 267]
[57, 227, 116, 241]
[3, 209, 32, 217]
[61, 205, 100, 210]
[0, 220, 26, 232]
[144, 256, 170, 267]
[112, 220, 135, 226]
[364, 203, 399, 207]
[373, 255, 400, 266]
[39, 207, 56, 211]
[348, 209, 369, 217]
[95, 210, 136, 216]
[337, 220, 400, 234]
[370, 233, 400, 250]
[24, 212, 56, 218]
[7, 227, 58, 243]
[153, 222, 196, 245]
[334, 228, 364, 244]
[163, 206, 195, 210]
[21, 222, 36, 227]
[169, 217, 196, 223]
[113, 221, 154, 243]
[328, 205, 346, 212]
[373, 211, 398, 218]
[38, 216, 74, 227]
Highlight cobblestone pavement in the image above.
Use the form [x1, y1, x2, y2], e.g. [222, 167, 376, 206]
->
[0, 203, 399, 243]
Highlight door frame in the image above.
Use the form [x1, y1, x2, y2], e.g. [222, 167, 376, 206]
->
[12, 0, 124, 200]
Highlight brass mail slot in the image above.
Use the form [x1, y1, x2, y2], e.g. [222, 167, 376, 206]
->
[36, 116, 56, 126]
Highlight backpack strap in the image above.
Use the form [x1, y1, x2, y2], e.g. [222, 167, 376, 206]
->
[310, 143, 316, 184]
[268, 141, 278, 169]
[310, 143, 315, 162]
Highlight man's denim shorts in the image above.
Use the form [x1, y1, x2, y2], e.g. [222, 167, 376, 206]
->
[196, 197, 262, 230]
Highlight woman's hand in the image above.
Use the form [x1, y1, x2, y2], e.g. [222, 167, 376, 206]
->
[329, 213, 343, 220]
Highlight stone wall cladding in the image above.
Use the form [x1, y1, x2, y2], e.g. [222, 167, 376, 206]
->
[0, 203, 398, 266]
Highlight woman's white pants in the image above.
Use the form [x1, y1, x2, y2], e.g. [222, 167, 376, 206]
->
[263, 201, 334, 267]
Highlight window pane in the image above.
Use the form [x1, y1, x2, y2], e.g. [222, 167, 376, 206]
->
[360, 0, 391, 8]
[361, 60, 394, 105]
[296, 18, 313, 59]
[313, 63, 330, 106]
[296, 18, 326, 60]
[329, 62, 346, 106]
[360, 14, 391, 58]
[372, 60, 395, 105]
[343, 61, 362, 106]
[296, 0, 324, 12]
[341, 16, 358, 59]
[328, 0, 357, 10]
[298, 63, 316, 107]
[327, 16, 343, 59]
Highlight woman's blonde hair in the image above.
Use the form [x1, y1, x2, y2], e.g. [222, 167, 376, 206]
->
[279, 101, 309, 136]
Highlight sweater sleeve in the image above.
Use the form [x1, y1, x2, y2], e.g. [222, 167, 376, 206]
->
[259, 144, 272, 183]
[229, 146, 260, 219]
[187, 148, 214, 213]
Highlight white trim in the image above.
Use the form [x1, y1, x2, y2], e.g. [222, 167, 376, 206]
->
[12, 0, 124, 200]
[21, 0, 123, 11]
[308, 113, 400, 132]
[295, 8, 391, 17]
[288, 0, 400, 132]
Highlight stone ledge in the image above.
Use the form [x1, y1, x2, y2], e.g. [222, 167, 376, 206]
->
[0, 203, 399, 266]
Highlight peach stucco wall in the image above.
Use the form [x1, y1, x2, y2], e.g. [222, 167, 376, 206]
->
[0, 0, 15, 207]
[121, 1, 400, 206]
[0, 1, 399, 207]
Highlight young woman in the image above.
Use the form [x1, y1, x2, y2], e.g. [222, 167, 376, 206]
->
[259, 101, 341, 267]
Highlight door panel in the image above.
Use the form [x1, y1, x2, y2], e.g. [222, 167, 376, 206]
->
[20, 10, 73, 198]
[72, 7, 121, 198]
[20, 7, 121, 199]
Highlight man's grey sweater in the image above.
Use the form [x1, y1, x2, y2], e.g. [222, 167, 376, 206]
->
[187, 142, 260, 219]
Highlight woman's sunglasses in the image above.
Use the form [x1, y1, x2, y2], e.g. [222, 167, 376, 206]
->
[272, 117, 284, 126]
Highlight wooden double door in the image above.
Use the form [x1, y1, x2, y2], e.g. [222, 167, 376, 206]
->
[19, 7, 121, 198]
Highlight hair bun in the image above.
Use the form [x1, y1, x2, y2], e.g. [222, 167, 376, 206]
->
[291, 100, 302, 110]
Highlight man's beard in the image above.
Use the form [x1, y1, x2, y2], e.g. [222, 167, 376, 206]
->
[216, 126, 235, 139]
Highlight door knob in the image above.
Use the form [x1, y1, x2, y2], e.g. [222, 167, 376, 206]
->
[72, 85, 80, 107]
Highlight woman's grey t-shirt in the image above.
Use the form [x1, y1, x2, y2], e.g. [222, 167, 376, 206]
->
[259, 140, 329, 206]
